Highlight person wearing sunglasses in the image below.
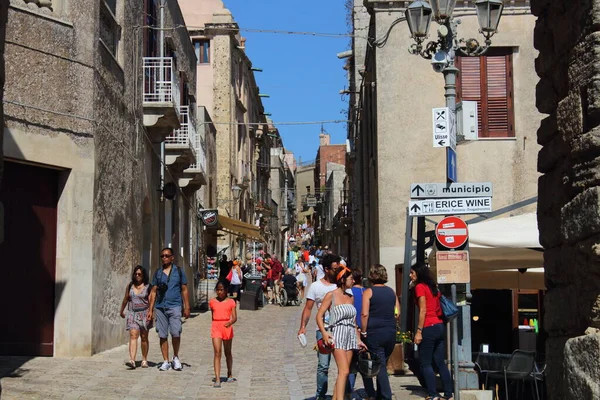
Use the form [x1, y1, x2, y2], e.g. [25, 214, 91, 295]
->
[120, 265, 152, 369]
[148, 248, 190, 371]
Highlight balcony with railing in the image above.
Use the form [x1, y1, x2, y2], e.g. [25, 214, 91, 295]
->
[183, 124, 208, 190]
[142, 57, 181, 139]
[165, 105, 197, 169]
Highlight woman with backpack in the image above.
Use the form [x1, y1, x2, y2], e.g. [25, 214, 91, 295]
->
[120, 265, 152, 369]
[410, 263, 453, 400]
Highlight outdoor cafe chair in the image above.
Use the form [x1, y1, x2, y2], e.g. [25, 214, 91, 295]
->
[486, 350, 540, 400]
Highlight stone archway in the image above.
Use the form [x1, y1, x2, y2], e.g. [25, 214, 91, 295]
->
[532, 1, 600, 398]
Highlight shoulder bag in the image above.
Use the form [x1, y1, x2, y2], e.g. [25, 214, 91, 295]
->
[439, 294, 459, 322]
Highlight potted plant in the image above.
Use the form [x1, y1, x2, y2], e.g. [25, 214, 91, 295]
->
[387, 327, 413, 375]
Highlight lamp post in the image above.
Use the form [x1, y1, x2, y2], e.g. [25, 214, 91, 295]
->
[405, 0, 504, 396]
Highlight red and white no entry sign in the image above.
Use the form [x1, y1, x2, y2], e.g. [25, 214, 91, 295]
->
[435, 216, 468, 249]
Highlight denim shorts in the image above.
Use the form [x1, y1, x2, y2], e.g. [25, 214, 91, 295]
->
[155, 307, 182, 338]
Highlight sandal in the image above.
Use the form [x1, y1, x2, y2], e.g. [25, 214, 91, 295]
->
[213, 381, 221, 388]
[141, 360, 148, 368]
[226, 377, 237, 383]
[127, 360, 136, 369]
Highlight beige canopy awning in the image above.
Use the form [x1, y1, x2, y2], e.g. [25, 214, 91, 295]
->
[218, 215, 263, 241]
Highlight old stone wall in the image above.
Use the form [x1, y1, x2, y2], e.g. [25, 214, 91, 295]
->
[0, 0, 8, 243]
[532, 0, 600, 398]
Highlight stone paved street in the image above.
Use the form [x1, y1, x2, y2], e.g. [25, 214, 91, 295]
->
[0, 302, 426, 400]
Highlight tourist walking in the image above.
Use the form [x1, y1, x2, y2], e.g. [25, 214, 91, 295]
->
[149, 248, 190, 371]
[295, 256, 309, 300]
[298, 253, 341, 400]
[227, 260, 243, 301]
[119, 265, 152, 369]
[316, 265, 367, 400]
[361, 264, 400, 400]
[209, 281, 237, 388]
[411, 263, 453, 400]
[347, 268, 365, 394]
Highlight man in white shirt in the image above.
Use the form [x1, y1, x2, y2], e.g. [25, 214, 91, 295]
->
[298, 253, 341, 400]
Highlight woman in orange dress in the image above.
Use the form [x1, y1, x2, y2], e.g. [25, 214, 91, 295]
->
[209, 281, 237, 388]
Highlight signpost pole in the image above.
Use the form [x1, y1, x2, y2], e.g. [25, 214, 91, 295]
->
[401, 209, 413, 333]
[442, 64, 477, 392]
[451, 284, 460, 400]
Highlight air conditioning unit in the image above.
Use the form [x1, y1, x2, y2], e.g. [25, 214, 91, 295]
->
[456, 100, 478, 142]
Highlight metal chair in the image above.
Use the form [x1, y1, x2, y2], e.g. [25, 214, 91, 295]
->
[486, 350, 540, 400]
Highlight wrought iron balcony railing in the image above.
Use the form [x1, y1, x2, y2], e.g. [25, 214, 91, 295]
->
[166, 106, 197, 154]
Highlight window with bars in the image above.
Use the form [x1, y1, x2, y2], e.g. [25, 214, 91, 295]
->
[456, 48, 515, 138]
[194, 40, 210, 64]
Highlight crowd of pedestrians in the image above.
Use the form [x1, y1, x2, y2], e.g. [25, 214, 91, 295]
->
[119, 241, 454, 400]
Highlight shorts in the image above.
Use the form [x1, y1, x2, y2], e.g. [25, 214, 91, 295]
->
[155, 307, 182, 339]
[211, 321, 234, 340]
[297, 274, 307, 287]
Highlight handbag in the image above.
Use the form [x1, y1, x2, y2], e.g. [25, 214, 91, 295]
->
[226, 269, 233, 281]
[439, 294, 459, 321]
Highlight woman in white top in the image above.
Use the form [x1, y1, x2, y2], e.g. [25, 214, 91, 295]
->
[295, 257, 309, 300]
[228, 260, 243, 302]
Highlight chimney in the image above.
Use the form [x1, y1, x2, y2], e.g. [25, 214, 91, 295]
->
[319, 133, 330, 146]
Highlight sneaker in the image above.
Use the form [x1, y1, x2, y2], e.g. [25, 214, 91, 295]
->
[158, 360, 172, 371]
[172, 356, 182, 371]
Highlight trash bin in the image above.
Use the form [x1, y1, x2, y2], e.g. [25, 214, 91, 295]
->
[241, 276, 264, 309]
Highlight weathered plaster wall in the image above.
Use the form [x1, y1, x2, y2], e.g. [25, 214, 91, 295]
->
[4, 2, 96, 356]
[531, 0, 600, 398]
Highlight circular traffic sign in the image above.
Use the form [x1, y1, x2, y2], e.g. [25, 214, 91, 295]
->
[435, 216, 468, 249]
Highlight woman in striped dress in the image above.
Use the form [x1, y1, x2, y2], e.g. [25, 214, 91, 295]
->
[317, 265, 368, 400]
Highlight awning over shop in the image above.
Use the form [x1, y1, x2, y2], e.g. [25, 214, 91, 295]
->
[430, 212, 545, 290]
[218, 215, 262, 241]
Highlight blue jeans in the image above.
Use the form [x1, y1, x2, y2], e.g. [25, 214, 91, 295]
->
[315, 330, 331, 398]
[419, 323, 453, 398]
[363, 329, 396, 400]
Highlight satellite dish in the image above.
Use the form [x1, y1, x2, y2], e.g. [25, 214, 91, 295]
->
[163, 182, 177, 200]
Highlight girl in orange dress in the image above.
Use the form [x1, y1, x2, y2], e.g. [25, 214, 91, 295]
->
[209, 281, 237, 388]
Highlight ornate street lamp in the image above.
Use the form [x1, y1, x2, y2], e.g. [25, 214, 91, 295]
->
[405, 1, 433, 53]
[231, 185, 242, 202]
[429, 0, 457, 22]
[406, 1, 433, 40]
[475, 0, 504, 39]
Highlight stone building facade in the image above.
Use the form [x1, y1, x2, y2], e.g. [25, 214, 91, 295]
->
[0, 0, 7, 245]
[532, 0, 600, 398]
[269, 144, 296, 261]
[347, 0, 541, 285]
[0, 0, 198, 356]
[180, 0, 270, 260]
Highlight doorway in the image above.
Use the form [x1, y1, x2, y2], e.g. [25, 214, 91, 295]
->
[0, 161, 59, 355]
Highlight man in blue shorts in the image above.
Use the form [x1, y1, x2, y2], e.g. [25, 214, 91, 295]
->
[149, 247, 190, 371]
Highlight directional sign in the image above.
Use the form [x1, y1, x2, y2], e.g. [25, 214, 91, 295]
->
[433, 107, 450, 148]
[447, 147, 457, 183]
[410, 182, 493, 199]
[408, 197, 493, 216]
[436, 216, 468, 249]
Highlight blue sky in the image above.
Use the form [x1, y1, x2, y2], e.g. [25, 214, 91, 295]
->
[223, 0, 350, 164]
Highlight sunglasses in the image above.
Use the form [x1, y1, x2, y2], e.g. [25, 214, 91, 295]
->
[160, 254, 172, 258]
[134, 272, 143, 276]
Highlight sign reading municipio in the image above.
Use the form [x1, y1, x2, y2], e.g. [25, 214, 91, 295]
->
[410, 182, 493, 199]
[436, 251, 470, 284]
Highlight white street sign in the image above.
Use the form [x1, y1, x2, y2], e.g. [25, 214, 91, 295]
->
[410, 182, 493, 199]
[433, 107, 450, 148]
[408, 197, 493, 216]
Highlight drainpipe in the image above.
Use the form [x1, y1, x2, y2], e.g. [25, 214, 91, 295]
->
[159, 0, 166, 244]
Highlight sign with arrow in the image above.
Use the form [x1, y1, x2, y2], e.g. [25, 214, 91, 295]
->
[410, 182, 493, 199]
[433, 107, 453, 149]
[408, 197, 493, 216]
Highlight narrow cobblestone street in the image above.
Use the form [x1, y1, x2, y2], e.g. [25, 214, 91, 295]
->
[1, 302, 425, 400]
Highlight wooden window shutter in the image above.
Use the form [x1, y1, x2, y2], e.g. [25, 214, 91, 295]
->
[457, 49, 514, 138]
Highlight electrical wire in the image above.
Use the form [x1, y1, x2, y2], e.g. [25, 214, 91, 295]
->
[201, 119, 349, 126]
